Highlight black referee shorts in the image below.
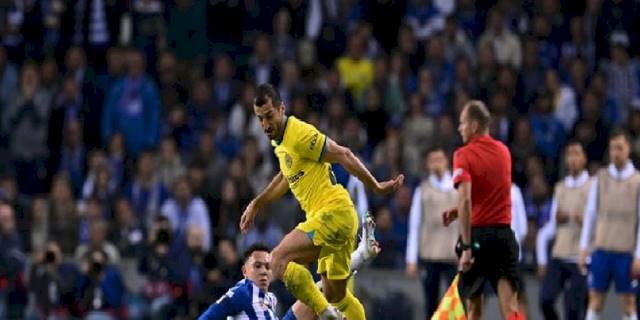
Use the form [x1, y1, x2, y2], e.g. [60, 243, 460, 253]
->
[456, 225, 520, 299]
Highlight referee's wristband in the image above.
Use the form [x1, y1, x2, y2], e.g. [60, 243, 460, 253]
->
[460, 242, 472, 251]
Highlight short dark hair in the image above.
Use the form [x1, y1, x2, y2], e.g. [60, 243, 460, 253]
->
[254, 83, 282, 108]
[243, 243, 270, 263]
[609, 128, 631, 144]
[423, 145, 447, 160]
[464, 100, 492, 131]
[565, 139, 585, 151]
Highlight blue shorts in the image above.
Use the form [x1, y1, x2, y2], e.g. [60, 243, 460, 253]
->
[588, 250, 638, 293]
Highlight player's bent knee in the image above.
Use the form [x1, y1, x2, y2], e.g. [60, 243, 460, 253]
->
[270, 247, 291, 279]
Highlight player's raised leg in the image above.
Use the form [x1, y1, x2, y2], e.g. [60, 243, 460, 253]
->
[270, 229, 343, 319]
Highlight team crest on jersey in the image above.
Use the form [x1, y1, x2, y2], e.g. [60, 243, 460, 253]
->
[285, 153, 293, 168]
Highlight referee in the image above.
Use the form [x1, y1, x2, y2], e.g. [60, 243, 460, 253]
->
[442, 101, 524, 320]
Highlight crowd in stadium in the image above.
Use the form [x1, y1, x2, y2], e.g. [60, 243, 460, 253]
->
[0, 0, 639, 319]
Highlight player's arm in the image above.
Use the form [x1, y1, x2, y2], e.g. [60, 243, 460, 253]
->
[240, 172, 289, 233]
[322, 138, 403, 194]
[578, 177, 598, 273]
[252, 171, 289, 208]
[457, 181, 472, 246]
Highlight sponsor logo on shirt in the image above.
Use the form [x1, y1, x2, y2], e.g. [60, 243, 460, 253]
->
[310, 133, 319, 150]
[287, 171, 305, 184]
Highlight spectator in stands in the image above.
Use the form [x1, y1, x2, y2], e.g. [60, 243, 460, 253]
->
[530, 94, 566, 164]
[238, 211, 283, 253]
[124, 150, 169, 229]
[48, 75, 86, 188]
[48, 173, 80, 255]
[404, 0, 450, 41]
[187, 78, 216, 135]
[130, 0, 165, 64]
[402, 93, 437, 177]
[360, 87, 390, 148]
[157, 136, 186, 189]
[0, 46, 18, 112]
[106, 132, 126, 189]
[0, 204, 27, 319]
[40, 58, 61, 104]
[156, 51, 188, 111]
[560, 16, 595, 72]
[488, 89, 513, 144]
[76, 218, 120, 265]
[605, 31, 639, 125]
[75, 249, 126, 320]
[337, 34, 374, 101]
[27, 241, 78, 319]
[109, 197, 145, 259]
[424, 36, 453, 97]
[479, 7, 522, 68]
[372, 206, 401, 268]
[102, 49, 160, 158]
[29, 197, 49, 253]
[545, 69, 578, 133]
[278, 60, 303, 108]
[4, 63, 51, 195]
[244, 33, 277, 86]
[273, 9, 296, 63]
[519, 39, 545, 111]
[160, 176, 211, 252]
[216, 239, 242, 287]
[58, 120, 87, 196]
[442, 16, 476, 66]
[0, 175, 29, 246]
[211, 54, 241, 113]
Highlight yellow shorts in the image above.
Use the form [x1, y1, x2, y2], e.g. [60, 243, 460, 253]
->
[296, 205, 358, 280]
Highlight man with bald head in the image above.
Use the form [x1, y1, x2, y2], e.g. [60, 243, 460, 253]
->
[443, 101, 524, 319]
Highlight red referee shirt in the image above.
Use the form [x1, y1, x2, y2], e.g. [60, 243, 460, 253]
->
[453, 134, 512, 227]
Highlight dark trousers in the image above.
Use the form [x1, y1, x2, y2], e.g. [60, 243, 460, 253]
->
[420, 260, 457, 318]
[540, 259, 587, 320]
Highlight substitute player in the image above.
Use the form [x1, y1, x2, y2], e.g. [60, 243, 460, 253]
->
[579, 130, 640, 320]
[405, 147, 458, 318]
[536, 141, 590, 320]
[240, 84, 404, 320]
[442, 100, 523, 319]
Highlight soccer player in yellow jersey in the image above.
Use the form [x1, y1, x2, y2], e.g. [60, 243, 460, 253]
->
[240, 84, 404, 320]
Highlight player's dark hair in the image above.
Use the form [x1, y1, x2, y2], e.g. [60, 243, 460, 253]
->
[254, 83, 282, 108]
[243, 243, 270, 263]
[464, 100, 492, 132]
[609, 128, 631, 144]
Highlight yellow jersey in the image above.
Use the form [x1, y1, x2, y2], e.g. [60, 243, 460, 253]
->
[272, 116, 353, 216]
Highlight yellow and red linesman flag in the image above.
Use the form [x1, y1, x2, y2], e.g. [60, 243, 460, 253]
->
[430, 273, 467, 320]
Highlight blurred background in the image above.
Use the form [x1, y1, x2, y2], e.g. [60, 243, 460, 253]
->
[0, 0, 637, 319]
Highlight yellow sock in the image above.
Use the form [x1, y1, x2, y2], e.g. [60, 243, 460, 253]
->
[283, 262, 329, 314]
[333, 289, 365, 320]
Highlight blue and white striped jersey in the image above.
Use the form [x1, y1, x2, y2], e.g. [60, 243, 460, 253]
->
[198, 279, 278, 320]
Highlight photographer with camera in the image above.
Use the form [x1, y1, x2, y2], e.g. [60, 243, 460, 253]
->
[27, 241, 78, 319]
[74, 249, 126, 320]
[137, 216, 184, 319]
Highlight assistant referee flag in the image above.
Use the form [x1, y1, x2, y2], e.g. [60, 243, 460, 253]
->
[430, 273, 467, 320]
